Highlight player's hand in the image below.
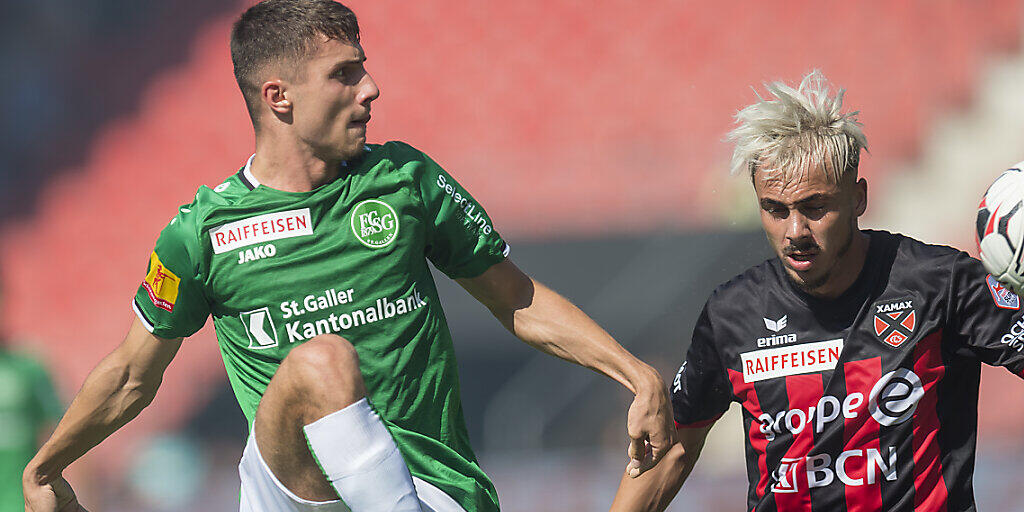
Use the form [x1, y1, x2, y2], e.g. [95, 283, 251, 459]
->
[625, 377, 675, 478]
[23, 474, 88, 512]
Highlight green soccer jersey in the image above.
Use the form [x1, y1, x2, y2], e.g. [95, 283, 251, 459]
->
[132, 141, 508, 512]
[0, 349, 63, 511]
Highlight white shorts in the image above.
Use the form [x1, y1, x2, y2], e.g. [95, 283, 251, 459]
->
[238, 430, 466, 512]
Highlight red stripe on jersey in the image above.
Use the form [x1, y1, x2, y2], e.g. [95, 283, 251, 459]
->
[729, 369, 770, 498]
[841, 357, 884, 512]
[772, 374, 825, 511]
[912, 332, 948, 511]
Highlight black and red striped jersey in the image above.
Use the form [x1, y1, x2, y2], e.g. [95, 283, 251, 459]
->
[672, 230, 1024, 512]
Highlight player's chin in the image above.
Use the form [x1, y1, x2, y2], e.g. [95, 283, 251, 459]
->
[784, 263, 824, 288]
[336, 136, 367, 159]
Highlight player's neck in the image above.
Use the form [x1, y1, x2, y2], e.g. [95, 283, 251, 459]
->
[250, 135, 342, 193]
[804, 229, 871, 300]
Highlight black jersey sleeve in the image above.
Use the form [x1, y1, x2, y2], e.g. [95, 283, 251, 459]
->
[948, 252, 1024, 377]
[670, 302, 733, 428]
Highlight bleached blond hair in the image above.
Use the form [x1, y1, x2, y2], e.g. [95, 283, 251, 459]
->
[728, 70, 868, 183]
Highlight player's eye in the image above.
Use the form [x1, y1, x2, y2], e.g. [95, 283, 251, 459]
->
[334, 65, 364, 85]
[799, 203, 828, 220]
[762, 204, 788, 217]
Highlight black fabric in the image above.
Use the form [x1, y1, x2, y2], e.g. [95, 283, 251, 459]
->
[672, 230, 1024, 511]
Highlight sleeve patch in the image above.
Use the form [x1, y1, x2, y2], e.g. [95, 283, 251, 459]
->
[142, 252, 180, 312]
[987, 274, 1020, 310]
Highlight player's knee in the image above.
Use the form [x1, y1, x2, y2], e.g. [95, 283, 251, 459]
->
[280, 335, 363, 394]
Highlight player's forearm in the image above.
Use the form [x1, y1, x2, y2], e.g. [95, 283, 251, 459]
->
[506, 280, 661, 393]
[25, 350, 160, 483]
[610, 442, 695, 512]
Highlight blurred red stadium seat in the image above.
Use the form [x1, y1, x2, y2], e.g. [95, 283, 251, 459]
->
[2, 0, 1022, 472]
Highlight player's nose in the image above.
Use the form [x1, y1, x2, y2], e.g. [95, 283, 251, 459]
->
[785, 211, 812, 241]
[359, 73, 380, 104]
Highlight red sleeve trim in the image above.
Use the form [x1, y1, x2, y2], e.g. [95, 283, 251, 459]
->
[675, 412, 724, 429]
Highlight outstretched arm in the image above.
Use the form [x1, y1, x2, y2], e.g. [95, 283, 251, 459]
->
[23, 318, 183, 511]
[457, 258, 674, 476]
[610, 424, 713, 512]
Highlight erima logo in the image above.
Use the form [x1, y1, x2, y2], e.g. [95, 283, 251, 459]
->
[764, 315, 788, 332]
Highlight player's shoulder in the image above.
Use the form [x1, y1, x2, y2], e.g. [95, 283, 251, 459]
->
[155, 171, 251, 247]
[363, 141, 444, 176]
[368, 140, 429, 163]
[705, 258, 780, 311]
[881, 229, 974, 275]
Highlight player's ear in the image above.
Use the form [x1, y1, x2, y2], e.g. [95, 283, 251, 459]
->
[261, 79, 292, 115]
[854, 177, 867, 216]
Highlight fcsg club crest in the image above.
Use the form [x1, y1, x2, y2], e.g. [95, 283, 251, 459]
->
[871, 297, 917, 348]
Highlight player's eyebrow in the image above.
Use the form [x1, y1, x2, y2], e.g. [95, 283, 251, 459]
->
[328, 55, 366, 74]
[792, 193, 832, 205]
[759, 193, 833, 208]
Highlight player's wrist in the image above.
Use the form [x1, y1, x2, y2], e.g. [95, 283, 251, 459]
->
[630, 364, 665, 398]
[23, 455, 62, 487]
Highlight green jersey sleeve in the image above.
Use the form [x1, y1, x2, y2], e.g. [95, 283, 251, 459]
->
[395, 142, 509, 279]
[132, 207, 210, 338]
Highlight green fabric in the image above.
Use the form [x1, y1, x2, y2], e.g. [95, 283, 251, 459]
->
[0, 350, 62, 510]
[133, 141, 506, 511]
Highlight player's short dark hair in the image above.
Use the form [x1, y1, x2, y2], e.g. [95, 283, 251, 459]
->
[231, 0, 360, 122]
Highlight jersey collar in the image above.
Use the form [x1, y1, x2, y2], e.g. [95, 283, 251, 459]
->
[238, 146, 371, 191]
[239, 154, 259, 190]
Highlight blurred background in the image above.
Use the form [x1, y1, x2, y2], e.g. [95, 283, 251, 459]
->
[3, 0, 1024, 510]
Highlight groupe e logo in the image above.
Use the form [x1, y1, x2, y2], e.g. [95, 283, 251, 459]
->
[758, 368, 924, 441]
[868, 368, 924, 426]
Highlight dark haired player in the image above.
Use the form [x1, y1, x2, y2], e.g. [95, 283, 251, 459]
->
[611, 71, 1024, 511]
[22, 1, 673, 511]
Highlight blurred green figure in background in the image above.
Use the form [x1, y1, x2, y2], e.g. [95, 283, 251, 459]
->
[0, 279, 62, 510]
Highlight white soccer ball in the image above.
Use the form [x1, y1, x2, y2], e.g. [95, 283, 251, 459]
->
[977, 163, 1024, 292]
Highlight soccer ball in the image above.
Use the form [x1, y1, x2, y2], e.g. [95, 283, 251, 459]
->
[977, 163, 1024, 292]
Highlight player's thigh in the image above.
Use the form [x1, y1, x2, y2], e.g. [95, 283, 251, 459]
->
[239, 431, 466, 512]
[239, 429, 349, 511]
[252, 335, 366, 502]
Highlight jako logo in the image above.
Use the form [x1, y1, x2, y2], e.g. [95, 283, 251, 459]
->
[238, 243, 276, 264]
[764, 315, 788, 332]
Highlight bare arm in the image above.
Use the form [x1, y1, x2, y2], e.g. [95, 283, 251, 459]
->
[457, 258, 674, 476]
[23, 318, 183, 511]
[610, 424, 714, 512]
